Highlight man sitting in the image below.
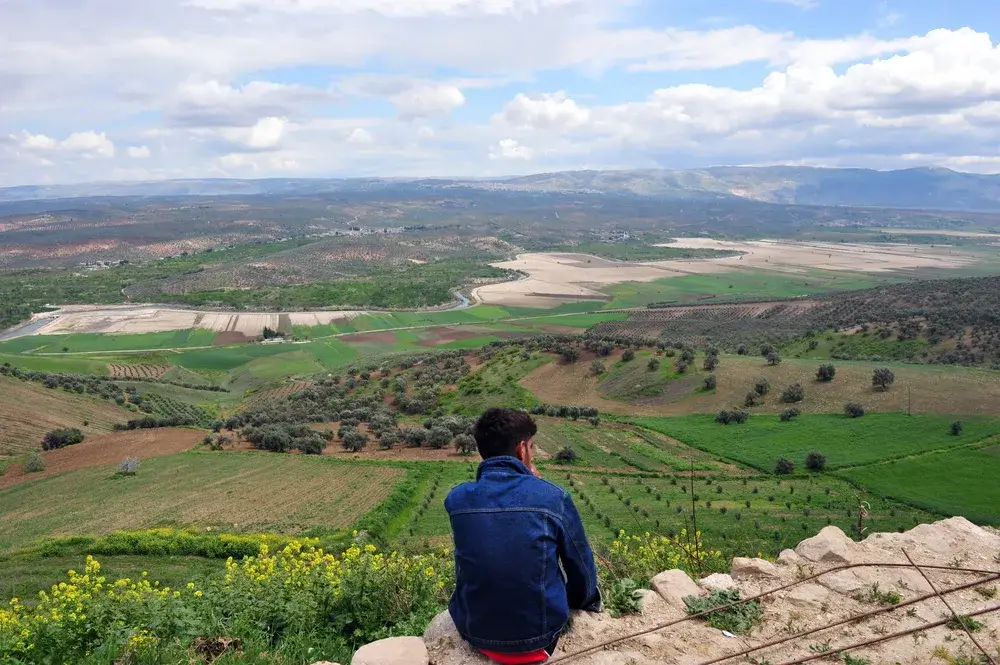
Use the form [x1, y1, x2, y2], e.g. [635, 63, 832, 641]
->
[445, 407, 601, 664]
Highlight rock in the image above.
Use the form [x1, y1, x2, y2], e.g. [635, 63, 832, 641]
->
[699, 573, 736, 591]
[652, 569, 704, 611]
[351, 636, 428, 665]
[795, 526, 856, 564]
[731, 557, 780, 580]
[422, 611, 489, 665]
[636, 588, 683, 620]
[783, 583, 831, 611]
[777, 549, 804, 566]
[422, 610, 457, 643]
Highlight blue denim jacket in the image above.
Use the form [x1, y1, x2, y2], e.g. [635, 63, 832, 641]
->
[445, 456, 602, 653]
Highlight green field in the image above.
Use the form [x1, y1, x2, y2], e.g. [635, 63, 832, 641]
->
[601, 269, 886, 309]
[842, 446, 1000, 524]
[0, 352, 112, 374]
[629, 413, 1000, 471]
[0, 330, 218, 354]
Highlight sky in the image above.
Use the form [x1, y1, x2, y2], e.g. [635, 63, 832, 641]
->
[2, 0, 1000, 186]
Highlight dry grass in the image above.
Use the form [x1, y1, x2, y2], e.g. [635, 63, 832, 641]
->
[521, 353, 1000, 416]
[0, 453, 404, 549]
[0, 375, 133, 456]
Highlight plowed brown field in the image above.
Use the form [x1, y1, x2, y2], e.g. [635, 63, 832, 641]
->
[0, 428, 205, 488]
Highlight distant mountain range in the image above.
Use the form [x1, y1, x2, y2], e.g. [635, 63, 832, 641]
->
[6, 166, 1000, 212]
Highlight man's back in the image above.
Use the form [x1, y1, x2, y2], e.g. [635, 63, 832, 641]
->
[446, 455, 600, 655]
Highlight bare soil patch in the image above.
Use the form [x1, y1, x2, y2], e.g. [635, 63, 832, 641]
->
[214, 331, 253, 345]
[340, 331, 397, 344]
[0, 428, 204, 488]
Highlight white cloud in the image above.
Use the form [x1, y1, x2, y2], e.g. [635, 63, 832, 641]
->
[500, 92, 591, 130]
[347, 128, 375, 145]
[489, 138, 533, 160]
[127, 145, 151, 158]
[246, 117, 287, 149]
[13, 130, 115, 158]
[183, 0, 581, 16]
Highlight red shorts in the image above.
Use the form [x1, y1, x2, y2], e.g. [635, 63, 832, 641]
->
[478, 648, 551, 664]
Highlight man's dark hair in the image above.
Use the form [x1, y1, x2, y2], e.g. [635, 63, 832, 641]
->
[474, 407, 538, 459]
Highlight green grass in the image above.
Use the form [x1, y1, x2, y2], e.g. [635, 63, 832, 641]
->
[842, 446, 1000, 524]
[0, 353, 111, 375]
[440, 349, 549, 414]
[0, 452, 405, 552]
[629, 413, 1000, 472]
[12, 330, 219, 354]
[0, 554, 224, 604]
[510, 312, 628, 329]
[601, 270, 885, 309]
[599, 350, 705, 402]
[172, 343, 307, 371]
[783, 332, 931, 362]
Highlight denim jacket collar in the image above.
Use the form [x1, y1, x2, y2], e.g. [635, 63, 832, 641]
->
[476, 456, 531, 480]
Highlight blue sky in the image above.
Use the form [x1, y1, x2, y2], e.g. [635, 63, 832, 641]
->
[1, 0, 1000, 185]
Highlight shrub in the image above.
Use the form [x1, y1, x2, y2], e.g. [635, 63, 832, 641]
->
[684, 589, 763, 635]
[675, 360, 688, 374]
[555, 446, 579, 464]
[42, 427, 85, 451]
[744, 392, 760, 408]
[378, 430, 400, 450]
[588, 416, 601, 427]
[805, 451, 827, 471]
[117, 457, 140, 476]
[759, 343, 775, 357]
[621, 348, 636, 362]
[736, 344, 748, 355]
[816, 364, 836, 382]
[781, 383, 805, 404]
[754, 378, 770, 396]
[844, 402, 866, 418]
[703, 375, 717, 391]
[703, 355, 718, 371]
[716, 409, 749, 425]
[872, 367, 896, 391]
[427, 426, 453, 450]
[559, 346, 580, 363]
[775, 457, 796, 474]
[454, 433, 477, 455]
[341, 429, 368, 452]
[950, 420, 963, 436]
[766, 351, 782, 366]
[779, 408, 800, 422]
[590, 359, 606, 375]
[24, 450, 45, 473]
[404, 428, 428, 447]
[647, 358, 661, 372]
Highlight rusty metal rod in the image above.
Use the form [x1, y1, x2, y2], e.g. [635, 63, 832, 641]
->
[695, 572, 1000, 665]
[775, 603, 1000, 665]
[903, 549, 997, 665]
[546, 561, 1000, 665]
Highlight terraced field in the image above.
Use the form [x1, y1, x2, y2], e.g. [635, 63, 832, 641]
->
[0, 452, 405, 551]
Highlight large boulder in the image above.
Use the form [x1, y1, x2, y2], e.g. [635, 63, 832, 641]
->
[351, 636, 428, 665]
[651, 569, 704, 611]
[422, 611, 489, 665]
[795, 526, 856, 564]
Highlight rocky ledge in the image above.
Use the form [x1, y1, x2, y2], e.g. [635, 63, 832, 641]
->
[335, 518, 1000, 665]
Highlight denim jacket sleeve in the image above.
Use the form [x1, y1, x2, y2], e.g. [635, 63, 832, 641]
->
[558, 491, 602, 612]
